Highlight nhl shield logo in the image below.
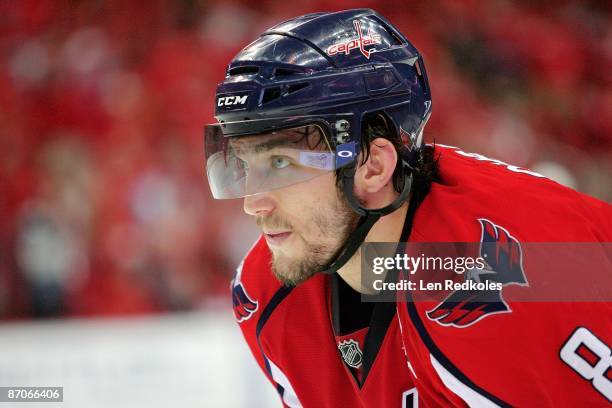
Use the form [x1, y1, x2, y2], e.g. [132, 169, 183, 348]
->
[338, 339, 363, 369]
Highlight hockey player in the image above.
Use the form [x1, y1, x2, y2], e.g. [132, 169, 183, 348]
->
[204, 8, 612, 407]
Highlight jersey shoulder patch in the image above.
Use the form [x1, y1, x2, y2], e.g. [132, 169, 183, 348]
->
[231, 236, 279, 323]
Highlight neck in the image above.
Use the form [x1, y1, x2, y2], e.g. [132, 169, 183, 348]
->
[336, 201, 408, 294]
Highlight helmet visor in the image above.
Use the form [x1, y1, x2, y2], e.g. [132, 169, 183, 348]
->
[205, 117, 357, 199]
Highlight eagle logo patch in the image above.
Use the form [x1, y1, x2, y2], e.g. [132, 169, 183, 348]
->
[427, 218, 528, 328]
[232, 282, 258, 323]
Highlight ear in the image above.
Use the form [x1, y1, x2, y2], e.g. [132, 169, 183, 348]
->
[353, 138, 398, 204]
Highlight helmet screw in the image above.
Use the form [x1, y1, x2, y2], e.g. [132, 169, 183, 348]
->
[334, 120, 350, 132]
[336, 132, 350, 144]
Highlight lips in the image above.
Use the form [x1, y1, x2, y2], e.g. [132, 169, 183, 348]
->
[264, 231, 292, 246]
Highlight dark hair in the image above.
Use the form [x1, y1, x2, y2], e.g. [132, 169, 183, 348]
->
[336, 112, 439, 199]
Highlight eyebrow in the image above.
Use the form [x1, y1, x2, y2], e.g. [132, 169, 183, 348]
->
[232, 132, 318, 154]
[230, 140, 290, 157]
[247, 138, 294, 154]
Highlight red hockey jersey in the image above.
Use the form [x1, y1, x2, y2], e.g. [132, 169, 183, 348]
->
[396, 145, 612, 407]
[232, 237, 418, 407]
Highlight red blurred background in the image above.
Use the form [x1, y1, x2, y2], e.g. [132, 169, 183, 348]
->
[1, 0, 610, 319]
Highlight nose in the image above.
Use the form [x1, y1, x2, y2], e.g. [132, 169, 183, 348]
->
[243, 192, 276, 216]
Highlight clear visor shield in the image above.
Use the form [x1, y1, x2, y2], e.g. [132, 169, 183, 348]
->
[205, 117, 357, 199]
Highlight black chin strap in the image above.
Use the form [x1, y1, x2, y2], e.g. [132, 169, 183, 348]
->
[321, 160, 413, 275]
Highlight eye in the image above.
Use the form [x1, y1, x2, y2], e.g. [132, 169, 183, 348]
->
[271, 156, 291, 169]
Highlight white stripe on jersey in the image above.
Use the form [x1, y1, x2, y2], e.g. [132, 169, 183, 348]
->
[430, 354, 501, 408]
[267, 358, 303, 407]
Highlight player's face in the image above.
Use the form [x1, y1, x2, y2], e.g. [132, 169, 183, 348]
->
[243, 173, 358, 286]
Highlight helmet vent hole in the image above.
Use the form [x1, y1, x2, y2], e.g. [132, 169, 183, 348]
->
[228, 66, 260, 76]
[261, 87, 282, 104]
[274, 67, 303, 77]
[286, 82, 310, 94]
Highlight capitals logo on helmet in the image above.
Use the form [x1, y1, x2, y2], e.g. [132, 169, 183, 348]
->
[427, 218, 529, 328]
[326, 20, 382, 59]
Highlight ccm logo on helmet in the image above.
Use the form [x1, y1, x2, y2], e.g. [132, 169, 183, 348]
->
[217, 95, 249, 107]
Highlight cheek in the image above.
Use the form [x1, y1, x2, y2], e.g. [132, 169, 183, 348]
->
[280, 174, 338, 237]
[302, 173, 337, 206]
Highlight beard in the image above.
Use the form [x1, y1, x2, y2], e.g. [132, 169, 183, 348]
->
[257, 192, 359, 286]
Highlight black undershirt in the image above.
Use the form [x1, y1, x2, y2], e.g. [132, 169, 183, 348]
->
[331, 273, 375, 335]
[330, 197, 418, 386]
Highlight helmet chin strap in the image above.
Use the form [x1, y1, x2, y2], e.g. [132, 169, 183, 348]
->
[320, 159, 413, 275]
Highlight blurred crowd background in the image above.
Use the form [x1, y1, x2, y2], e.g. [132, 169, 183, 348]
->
[1, 0, 611, 320]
